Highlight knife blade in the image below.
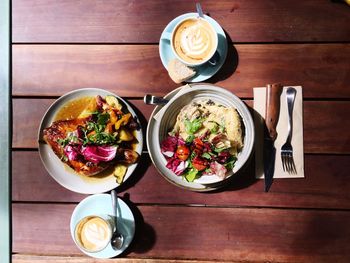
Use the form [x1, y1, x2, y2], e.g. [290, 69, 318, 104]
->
[264, 83, 283, 192]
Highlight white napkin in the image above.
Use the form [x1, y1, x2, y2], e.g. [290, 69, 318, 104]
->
[254, 86, 304, 179]
[153, 84, 192, 121]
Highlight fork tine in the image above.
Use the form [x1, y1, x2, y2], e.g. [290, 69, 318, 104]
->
[286, 155, 291, 173]
[281, 154, 286, 172]
[289, 155, 294, 174]
[291, 158, 297, 174]
[287, 154, 297, 174]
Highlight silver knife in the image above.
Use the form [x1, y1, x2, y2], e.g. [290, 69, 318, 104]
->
[264, 83, 283, 192]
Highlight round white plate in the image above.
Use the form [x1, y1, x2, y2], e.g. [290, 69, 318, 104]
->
[146, 84, 254, 190]
[38, 88, 143, 194]
[159, 13, 228, 83]
[70, 194, 135, 259]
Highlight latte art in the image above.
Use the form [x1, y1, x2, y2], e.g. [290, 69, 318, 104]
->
[173, 18, 217, 65]
[180, 25, 211, 59]
[75, 216, 111, 252]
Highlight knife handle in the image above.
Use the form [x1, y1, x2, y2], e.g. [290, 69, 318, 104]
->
[265, 83, 283, 141]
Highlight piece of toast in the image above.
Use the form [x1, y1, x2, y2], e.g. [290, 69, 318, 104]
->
[168, 59, 196, 83]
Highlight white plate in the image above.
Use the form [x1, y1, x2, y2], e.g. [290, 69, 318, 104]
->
[38, 88, 143, 194]
[147, 84, 254, 190]
[159, 13, 228, 83]
[70, 194, 135, 259]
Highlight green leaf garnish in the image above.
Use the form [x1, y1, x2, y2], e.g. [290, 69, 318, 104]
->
[214, 147, 227, 153]
[97, 112, 110, 125]
[184, 168, 199, 182]
[186, 134, 195, 143]
[201, 152, 211, 159]
[224, 156, 237, 170]
[57, 134, 79, 147]
[208, 121, 219, 134]
[185, 118, 203, 134]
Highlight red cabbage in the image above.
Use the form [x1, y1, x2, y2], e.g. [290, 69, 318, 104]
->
[64, 145, 81, 161]
[210, 161, 227, 179]
[166, 157, 188, 176]
[161, 136, 178, 157]
[216, 151, 231, 163]
[81, 145, 117, 164]
[177, 137, 186, 146]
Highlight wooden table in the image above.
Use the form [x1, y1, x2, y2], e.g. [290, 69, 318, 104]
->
[10, 1, 350, 262]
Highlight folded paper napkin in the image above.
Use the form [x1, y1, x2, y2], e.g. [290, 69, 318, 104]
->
[254, 86, 304, 179]
[153, 84, 191, 121]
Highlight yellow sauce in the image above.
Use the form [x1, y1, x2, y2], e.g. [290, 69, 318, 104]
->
[64, 164, 114, 183]
[55, 96, 95, 121]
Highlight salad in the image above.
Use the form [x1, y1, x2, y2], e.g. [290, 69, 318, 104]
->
[160, 99, 243, 182]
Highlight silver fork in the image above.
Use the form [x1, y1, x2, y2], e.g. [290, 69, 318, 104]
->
[281, 87, 297, 174]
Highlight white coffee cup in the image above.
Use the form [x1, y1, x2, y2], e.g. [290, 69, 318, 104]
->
[163, 16, 218, 67]
[74, 214, 114, 253]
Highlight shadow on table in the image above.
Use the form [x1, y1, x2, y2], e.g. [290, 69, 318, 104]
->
[288, 213, 349, 259]
[208, 30, 239, 83]
[119, 193, 157, 256]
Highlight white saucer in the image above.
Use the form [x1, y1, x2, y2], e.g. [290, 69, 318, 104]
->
[159, 13, 228, 82]
[70, 194, 135, 259]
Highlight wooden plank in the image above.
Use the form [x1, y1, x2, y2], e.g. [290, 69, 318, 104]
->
[0, 0, 11, 262]
[12, 44, 350, 98]
[12, 0, 350, 43]
[13, 98, 350, 154]
[12, 151, 350, 210]
[12, 254, 233, 263]
[12, 203, 350, 262]
[303, 101, 350, 154]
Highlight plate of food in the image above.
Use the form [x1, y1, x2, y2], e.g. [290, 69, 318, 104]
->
[147, 84, 254, 191]
[38, 88, 143, 194]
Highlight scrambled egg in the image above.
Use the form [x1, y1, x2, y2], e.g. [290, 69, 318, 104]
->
[172, 99, 243, 153]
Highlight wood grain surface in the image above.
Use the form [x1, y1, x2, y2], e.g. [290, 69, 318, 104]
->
[12, 151, 350, 209]
[12, 203, 350, 262]
[12, 98, 350, 153]
[13, 255, 233, 263]
[12, 0, 350, 43]
[12, 44, 350, 98]
[10, 1, 350, 262]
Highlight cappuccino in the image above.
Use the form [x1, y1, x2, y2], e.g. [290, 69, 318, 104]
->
[172, 17, 217, 66]
[74, 216, 112, 252]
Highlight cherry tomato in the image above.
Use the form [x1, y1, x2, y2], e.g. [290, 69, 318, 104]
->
[193, 138, 204, 149]
[192, 156, 208, 171]
[176, 145, 190, 161]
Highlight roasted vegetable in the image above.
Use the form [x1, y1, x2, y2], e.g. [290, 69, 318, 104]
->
[117, 148, 139, 164]
[119, 128, 134, 141]
[113, 164, 128, 184]
[106, 95, 123, 110]
[115, 113, 132, 130]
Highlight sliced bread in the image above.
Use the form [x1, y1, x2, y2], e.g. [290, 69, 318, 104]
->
[168, 59, 196, 83]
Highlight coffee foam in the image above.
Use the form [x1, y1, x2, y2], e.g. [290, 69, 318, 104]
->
[173, 18, 216, 64]
[76, 216, 111, 252]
